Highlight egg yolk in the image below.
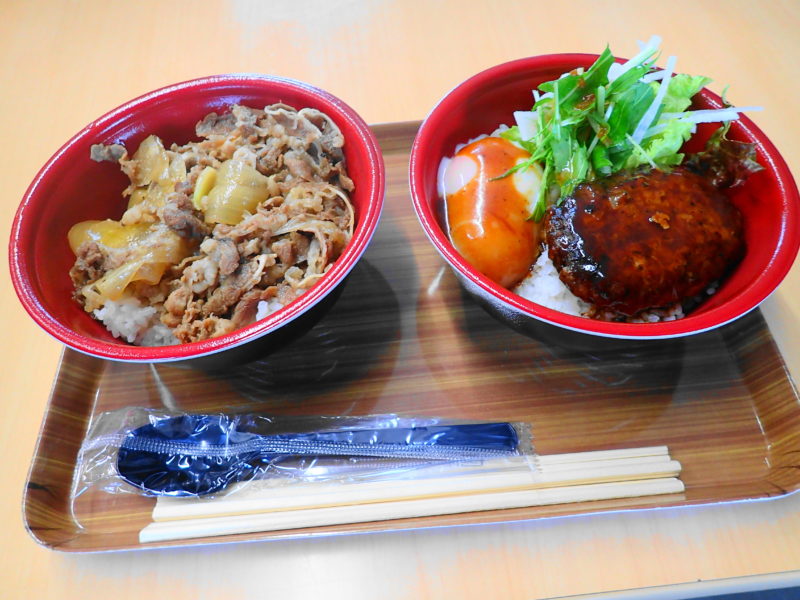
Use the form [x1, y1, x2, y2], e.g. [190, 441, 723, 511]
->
[444, 137, 543, 288]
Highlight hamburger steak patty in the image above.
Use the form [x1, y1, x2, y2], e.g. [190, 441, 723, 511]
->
[544, 167, 745, 316]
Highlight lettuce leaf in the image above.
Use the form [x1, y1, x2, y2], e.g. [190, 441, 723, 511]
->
[624, 119, 695, 169]
[659, 74, 712, 113]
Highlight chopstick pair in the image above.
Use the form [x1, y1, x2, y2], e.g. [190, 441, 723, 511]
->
[139, 446, 684, 543]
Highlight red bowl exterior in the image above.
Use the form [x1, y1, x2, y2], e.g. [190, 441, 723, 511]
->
[410, 54, 800, 339]
[10, 75, 385, 362]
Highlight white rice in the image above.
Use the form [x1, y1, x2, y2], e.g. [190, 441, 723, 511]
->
[94, 299, 178, 346]
[139, 322, 180, 347]
[514, 246, 686, 323]
[514, 250, 591, 316]
[95, 289, 310, 347]
[254, 288, 307, 321]
[255, 298, 285, 321]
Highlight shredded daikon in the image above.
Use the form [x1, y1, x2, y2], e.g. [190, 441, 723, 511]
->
[632, 54, 677, 144]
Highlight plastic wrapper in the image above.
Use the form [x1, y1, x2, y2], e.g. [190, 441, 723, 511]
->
[73, 408, 534, 500]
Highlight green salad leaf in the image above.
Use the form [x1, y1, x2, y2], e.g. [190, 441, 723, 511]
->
[499, 37, 757, 221]
[659, 74, 711, 112]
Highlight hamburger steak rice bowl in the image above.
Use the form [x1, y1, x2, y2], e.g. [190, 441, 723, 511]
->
[437, 39, 761, 325]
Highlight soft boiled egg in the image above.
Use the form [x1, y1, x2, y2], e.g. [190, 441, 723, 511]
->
[439, 136, 543, 288]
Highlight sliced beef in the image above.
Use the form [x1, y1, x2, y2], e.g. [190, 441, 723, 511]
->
[230, 287, 277, 329]
[160, 192, 210, 240]
[195, 111, 237, 138]
[173, 315, 235, 343]
[271, 232, 310, 266]
[90, 144, 127, 163]
[69, 242, 106, 290]
[202, 254, 270, 316]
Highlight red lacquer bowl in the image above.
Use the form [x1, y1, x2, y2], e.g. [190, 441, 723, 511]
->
[9, 75, 385, 365]
[410, 54, 800, 339]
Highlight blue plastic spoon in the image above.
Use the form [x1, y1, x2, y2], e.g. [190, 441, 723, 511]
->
[116, 414, 520, 497]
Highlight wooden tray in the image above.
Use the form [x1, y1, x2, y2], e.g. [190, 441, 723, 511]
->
[23, 122, 800, 552]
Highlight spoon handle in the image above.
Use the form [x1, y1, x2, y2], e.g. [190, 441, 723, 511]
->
[121, 422, 520, 460]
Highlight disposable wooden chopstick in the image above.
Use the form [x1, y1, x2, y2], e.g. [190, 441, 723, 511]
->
[536, 445, 669, 466]
[150, 450, 678, 519]
[152, 455, 681, 521]
[139, 477, 685, 543]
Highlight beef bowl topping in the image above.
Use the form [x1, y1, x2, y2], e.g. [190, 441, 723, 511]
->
[68, 104, 355, 346]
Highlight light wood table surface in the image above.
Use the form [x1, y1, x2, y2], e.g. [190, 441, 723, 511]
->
[2, 1, 800, 598]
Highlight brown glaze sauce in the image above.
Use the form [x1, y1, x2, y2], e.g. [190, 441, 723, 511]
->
[545, 167, 745, 316]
